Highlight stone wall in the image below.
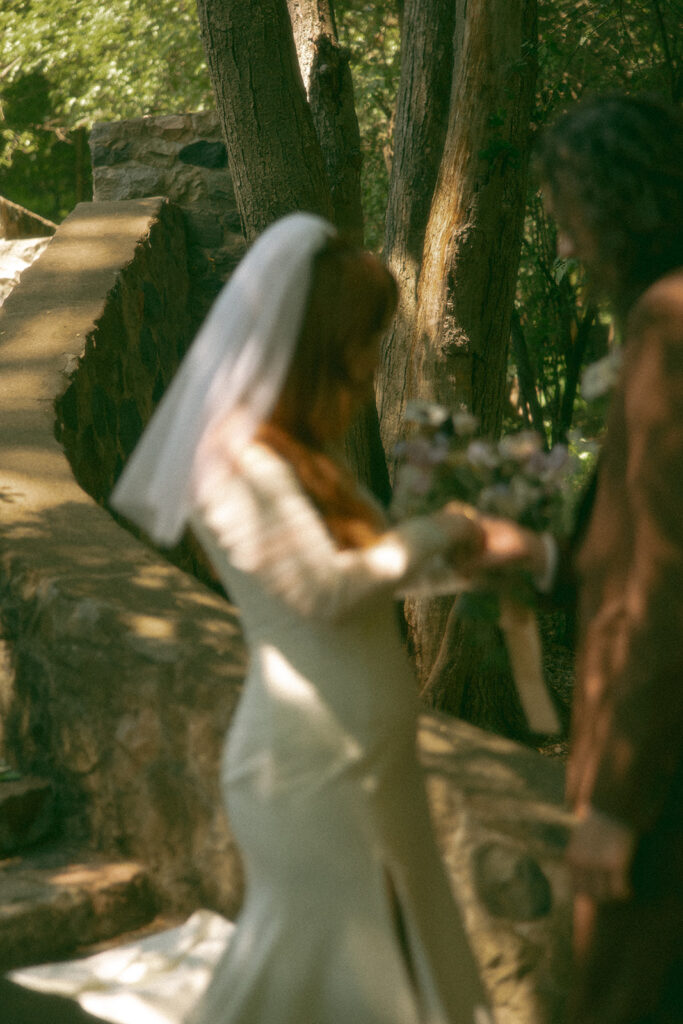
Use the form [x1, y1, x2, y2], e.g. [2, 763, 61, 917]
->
[0, 198, 246, 915]
[90, 112, 246, 327]
[55, 201, 190, 504]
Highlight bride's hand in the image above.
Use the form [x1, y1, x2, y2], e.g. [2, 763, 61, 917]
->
[459, 516, 550, 580]
[432, 502, 485, 561]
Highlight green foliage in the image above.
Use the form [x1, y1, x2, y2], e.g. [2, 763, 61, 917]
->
[1, 0, 212, 220]
[512, 190, 611, 444]
[335, 1, 400, 249]
[536, 0, 681, 116]
[511, 0, 681, 449]
[1, 0, 211, 129]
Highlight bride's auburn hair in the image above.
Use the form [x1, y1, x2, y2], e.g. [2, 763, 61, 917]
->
[258, 235, 398, 550]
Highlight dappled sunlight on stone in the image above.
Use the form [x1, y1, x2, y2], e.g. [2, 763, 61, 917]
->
[457, 753, 527, 792]
[47, 862, 140, 889]
[0, 198, 246, 921]
[0, 451, 79, 494]
[133, 565, 186, 591]
[420, 725, 454, 756]
[126, 614, 177, 642]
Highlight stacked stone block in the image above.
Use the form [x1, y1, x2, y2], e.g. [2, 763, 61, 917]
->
[89, 112, 245, 326]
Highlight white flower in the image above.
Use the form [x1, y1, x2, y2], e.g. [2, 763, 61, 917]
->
[404, 399, 451, 429]
[401, 437, 449, 467]
[467, 440, 500, 469]
[497, 431, 543, 462]
[581, 349, 622, 401]
[509, 475, 543, 512]
[478, 483, 521, 518]
[525, 444, 569, 482]
[452, 410, 479, 437]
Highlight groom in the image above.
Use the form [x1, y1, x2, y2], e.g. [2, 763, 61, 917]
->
[467, 94, 683, 1024]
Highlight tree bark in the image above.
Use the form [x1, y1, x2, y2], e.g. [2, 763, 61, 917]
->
[286, 1, 382, 492]
[413, 0, 538, 435]
[377, 0, 457, 466]
[287, 0, 364, 242]
[406, 0, 539, 734]
[197, 0, 388, 499]
[196, 0, 333, 240]
[423, 597, 529, 737]
[557, 305, 596, 444]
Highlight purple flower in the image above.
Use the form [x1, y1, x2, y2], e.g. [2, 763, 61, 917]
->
[497, 431, 542, 462]
[525, 444, 569, 481]
[404, 400, 452, 429]
[452, 411, 479, 437]
[466, 440, 500, 469]
[401, 437, 449, 468]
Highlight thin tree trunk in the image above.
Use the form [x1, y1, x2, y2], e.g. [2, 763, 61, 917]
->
[377, 0, 457, 467]
[556, 306, 596, 444]
[286, 1, 383, 492]
[413, 0, 538, 435]
[409, 0, 539, 732]
[511, 309, 546, 438]
[423, 597, 528, 737]
[196, 0, 333, 240]
[197, 0, 387, 499]
[288, 0, 364, 242]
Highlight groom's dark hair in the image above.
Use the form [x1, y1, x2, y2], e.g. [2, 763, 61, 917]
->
[535, 93, 683, 316]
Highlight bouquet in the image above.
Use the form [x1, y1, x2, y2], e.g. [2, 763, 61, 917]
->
[392, 400, 574, 734]
[392, 400, 571, 531]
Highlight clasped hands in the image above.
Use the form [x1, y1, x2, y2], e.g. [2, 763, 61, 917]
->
[434, 503, 637, 903]
[433, 503, 550, 582]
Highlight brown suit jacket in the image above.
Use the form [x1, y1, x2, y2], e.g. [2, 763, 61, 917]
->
[568, 268, 683, 841]
[565, 269, 683, 1023]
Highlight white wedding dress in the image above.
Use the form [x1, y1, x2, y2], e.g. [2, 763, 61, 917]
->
[11, 442, 490, 1024]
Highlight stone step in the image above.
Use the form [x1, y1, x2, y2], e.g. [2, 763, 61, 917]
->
[0, 845, 158, 972]
[0, 977, 111, 1024]
[0, 777, 55, 857]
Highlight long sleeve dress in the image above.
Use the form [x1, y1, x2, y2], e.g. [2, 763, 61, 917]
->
[184, 442, 489, 1024]
[8, 439, 491, 1024]
[185, 439, 490, 1024]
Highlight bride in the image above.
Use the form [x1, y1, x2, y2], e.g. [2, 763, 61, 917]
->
[12, 213, 492, 1024]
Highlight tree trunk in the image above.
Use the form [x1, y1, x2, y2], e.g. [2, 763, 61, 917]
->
[377, 0, 457, 466]
[556, 305, 596, 444]
[423, 597, 529, 737]
[286, 0, 382, 492]
[197, 0, 388, 499]
[196, 0, 333, 239]
[287, 0, 364, 242]
[407, 0, 539, 736]
[413, 0, 538, 434]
